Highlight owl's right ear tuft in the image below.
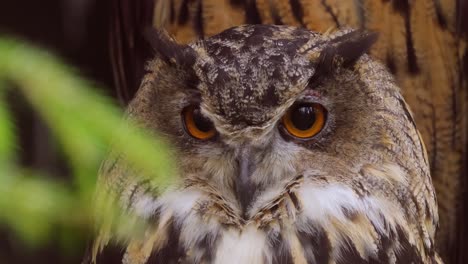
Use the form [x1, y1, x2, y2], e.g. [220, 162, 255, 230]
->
[143, 27, 197, 68]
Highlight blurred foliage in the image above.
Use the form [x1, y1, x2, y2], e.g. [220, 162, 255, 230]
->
[0, 37, 175, 249]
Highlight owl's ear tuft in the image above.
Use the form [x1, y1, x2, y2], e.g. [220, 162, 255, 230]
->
[313, 30, 379, 79]
[333, 30, 379, 67]
[143, 27, 197, 68]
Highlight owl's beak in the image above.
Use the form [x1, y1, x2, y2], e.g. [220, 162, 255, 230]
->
[235, 148, 256, 215]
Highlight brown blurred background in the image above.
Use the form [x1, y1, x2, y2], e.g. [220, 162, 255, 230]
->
[0, 1, 117, 263]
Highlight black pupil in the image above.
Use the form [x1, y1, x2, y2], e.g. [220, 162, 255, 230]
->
[291, 104, 316, 130]
[193, 108, 213, 132]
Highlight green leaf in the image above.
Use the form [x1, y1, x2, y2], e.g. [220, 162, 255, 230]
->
[0, 37, 176, 191]
[0, 36, 176, 247]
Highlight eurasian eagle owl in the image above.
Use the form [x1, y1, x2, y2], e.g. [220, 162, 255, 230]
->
[91, 25, 440, 264]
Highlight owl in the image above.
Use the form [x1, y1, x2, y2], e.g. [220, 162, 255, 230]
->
[108, 1, 468, 262]
[88, 25, 441, 264]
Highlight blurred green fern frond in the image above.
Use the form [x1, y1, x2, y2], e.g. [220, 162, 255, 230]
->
[0, 37, 174, 247]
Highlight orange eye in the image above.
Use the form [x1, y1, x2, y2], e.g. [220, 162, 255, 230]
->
[182, 105, 216, 140]
[281, 103, 326, 139]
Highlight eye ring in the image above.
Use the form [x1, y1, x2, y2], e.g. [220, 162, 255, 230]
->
[182, 105, 216, 140]
[281, 103, 326, 139]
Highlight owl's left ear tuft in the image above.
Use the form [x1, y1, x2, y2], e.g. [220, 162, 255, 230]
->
[313, 30, 379, 79]
[332, 30, 379, 67]
[143, 27, 197, 68]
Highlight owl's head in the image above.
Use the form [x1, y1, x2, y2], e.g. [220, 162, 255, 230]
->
[114, 25, 439, 262]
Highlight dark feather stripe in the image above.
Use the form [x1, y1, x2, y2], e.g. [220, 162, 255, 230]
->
[194, 0, 204, 38]
[148, 206, 162, 224]
[289, 0, 305, 26]
[460, 133, 468, 264]
[245, 0, 262, 24]
[462, 46, 468, 78]
[336, 237, 367, 264]
[193, 230, 220, 263]
[269, 3, 284, 25]
[178, 0, 190, 25]
[81, 241, 125, 264]
[404, 8, 420, 74]
[394, 227, 424, 264]
[391, 0, 420, 74]
[370, 222, 425, 264]
[229, 0, 245, 7]
[146, 218, 184, 263]
[320, 0, 340, 27]
[432, 0, 448, 28]
[267, 230, 294, 264]
[297, 223, 331, 264]
[370, 228, 392, 264]
[288, 190, 301, 211]
[177, 0, 205, 39]
[126, 179, 151, 210]
[385, 53, 397, 74]
[169, 0, 176, 23]
[457, 0, 468, 37]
